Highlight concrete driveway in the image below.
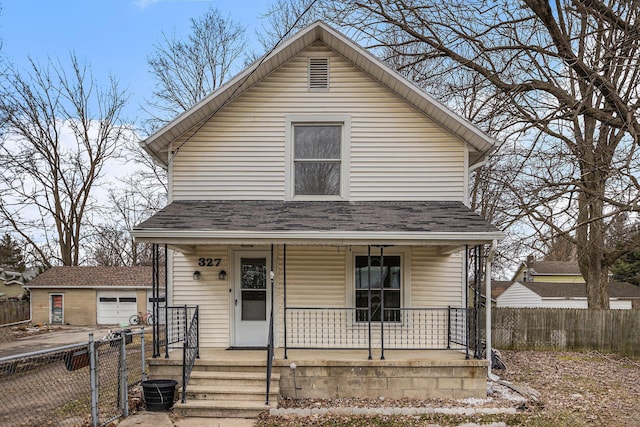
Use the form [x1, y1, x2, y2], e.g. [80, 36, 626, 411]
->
[0, 325, 141, 359]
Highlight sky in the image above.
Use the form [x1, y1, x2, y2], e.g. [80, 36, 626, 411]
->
[0, 0, 271, 123]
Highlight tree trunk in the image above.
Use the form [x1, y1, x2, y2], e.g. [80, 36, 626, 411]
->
[576, 169, 610, 309]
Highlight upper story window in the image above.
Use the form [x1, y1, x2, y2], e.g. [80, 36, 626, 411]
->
[286, 115, 350, 200]
[294, 125, 341, 196]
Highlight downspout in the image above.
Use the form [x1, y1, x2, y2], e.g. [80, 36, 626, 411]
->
[485, 239, 498, 380]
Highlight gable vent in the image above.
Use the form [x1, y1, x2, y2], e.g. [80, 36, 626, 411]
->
[309, 58, 329, 89]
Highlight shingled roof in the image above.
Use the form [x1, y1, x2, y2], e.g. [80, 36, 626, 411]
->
[519, 281, 640, 299]
[529, 260, 582, 275]
[26, 266, 157, 288]
[133, 200, 503, 246]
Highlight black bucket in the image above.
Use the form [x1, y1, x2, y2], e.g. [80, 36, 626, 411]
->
[141, 379, 177, 411]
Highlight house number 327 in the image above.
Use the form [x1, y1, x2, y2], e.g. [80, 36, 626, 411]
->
[198, 258, 221, 267]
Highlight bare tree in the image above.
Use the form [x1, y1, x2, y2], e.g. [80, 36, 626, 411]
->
[146, 7, 247, 129]
[0, 54, 129, 266]
[86, 178, 163, 266]
[324, 0, 640, 308]
[258, 0, 324, 52]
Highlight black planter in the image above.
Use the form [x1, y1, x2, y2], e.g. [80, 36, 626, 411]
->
[141, 379, 177, 411]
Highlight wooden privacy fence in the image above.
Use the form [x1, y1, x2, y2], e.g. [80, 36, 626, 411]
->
[0, 300, 29, 325]
[492, 308, 640, 359]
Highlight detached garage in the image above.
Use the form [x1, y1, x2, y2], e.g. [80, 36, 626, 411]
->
[25, 266, 157, 326]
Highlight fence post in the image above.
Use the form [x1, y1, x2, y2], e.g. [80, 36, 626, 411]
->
[141, 328, 147, 382]
[89, 333, 98, 427]
[120, 333, 129, 417]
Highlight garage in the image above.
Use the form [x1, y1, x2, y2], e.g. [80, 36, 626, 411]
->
[97, 291, 138, 325]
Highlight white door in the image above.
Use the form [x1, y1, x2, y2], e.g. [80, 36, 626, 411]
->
[234, 251, 271, 347]
[97, 291, 138, 325]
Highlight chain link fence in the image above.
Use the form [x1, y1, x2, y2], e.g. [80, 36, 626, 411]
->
[0, 329, 149, 426]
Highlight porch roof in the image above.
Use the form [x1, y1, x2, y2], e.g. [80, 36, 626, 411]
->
[132, 200, 503, 249]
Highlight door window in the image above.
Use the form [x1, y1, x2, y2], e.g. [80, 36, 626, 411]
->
[240, 257, 267, 321]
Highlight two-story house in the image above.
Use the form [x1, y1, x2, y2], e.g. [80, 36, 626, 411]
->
[133, 21, 503, 418]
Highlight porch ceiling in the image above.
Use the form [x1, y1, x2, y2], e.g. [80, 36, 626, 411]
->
[132, 200, 503, 249]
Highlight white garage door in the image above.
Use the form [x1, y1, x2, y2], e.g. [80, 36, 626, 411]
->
[97, 291, 138, 325]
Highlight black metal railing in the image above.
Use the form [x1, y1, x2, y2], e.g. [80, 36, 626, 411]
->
[181, 306, 199, 403]
[153, 305, 199, 358]
[265, 310, 274, 405]
[285, 307, 469, 355]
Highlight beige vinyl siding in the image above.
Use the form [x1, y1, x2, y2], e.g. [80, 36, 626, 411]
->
[282, 246, 346, 307]
[172, 247, 230, 347]
[171, 43, 466, 201]
[410, 248, 464, 307]
[277, 246, 346, 348]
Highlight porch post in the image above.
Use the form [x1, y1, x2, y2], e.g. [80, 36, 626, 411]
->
[485, 240, 497, 377]
[151, 243, 159, 358]
[379, 246, 385, 360]
[283, 244, 288, 359]
[164, 244, 169, 359]
[464, 245, 469, 360]
[367, 245, 372, 360]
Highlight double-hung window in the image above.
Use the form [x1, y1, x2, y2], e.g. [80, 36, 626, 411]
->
[354, 255, 402, 322]
[294, 125, 341, 195]
[286, 115, 350, 199]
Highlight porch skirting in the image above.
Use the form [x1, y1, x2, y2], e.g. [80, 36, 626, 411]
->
[148, 348, 488, 401]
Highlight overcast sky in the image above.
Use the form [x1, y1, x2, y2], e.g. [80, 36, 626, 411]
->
[1, 0, 270, 123]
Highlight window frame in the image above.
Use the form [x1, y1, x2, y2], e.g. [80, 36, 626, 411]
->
[285, 115, 350, 200]
[347, 248, 410, 324]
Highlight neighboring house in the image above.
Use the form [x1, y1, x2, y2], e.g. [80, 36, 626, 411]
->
[132, 22, 503, 416]
[497, 257, 640, 308]
[497, 280, 640, 309]
[25, 266, 156, 325]
[477, 280, 512, 306]
[511, 256, 611, 284]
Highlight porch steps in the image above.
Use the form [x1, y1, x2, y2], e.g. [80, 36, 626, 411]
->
[173, 370, 279, 418]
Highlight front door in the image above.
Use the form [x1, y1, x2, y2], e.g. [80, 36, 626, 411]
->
[50, 294, 63, 324]
[233, 251, 271, 347]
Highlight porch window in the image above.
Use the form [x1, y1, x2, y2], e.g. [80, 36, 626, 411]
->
[355, 255, 401, 322]
[294, 124, 341, 196]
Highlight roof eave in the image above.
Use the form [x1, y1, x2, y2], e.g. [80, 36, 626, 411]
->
[132, 229, 505, 246]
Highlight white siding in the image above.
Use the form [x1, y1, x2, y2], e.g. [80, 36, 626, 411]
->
[539, 298, 631, 309]
[172, 247, 230, 347]
[496, 282, 543, 307]
[171, 44, 466, 201]
[411, 248, 464, 307]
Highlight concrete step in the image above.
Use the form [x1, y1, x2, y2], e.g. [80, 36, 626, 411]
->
[173, 399, 276, 418]
[183, 384, 280, 401]
[188, 370, 280, 387]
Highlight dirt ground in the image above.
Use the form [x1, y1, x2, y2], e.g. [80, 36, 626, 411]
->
[257, 350, 640, 426]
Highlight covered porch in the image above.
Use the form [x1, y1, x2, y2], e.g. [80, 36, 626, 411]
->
[133, 201, 501, 408]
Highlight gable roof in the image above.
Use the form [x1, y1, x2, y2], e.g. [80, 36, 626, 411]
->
[25, 266, 157, 289]
[529, 260, 581, 275]
[517, 281, 640, 299]
[142, 21, 496, 167]
[133, 200, 503, 246]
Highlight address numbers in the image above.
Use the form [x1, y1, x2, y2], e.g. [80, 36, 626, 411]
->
[198, 258, 221, 267]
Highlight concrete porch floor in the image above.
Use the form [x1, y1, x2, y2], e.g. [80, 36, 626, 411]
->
[159, 347, 481, 365]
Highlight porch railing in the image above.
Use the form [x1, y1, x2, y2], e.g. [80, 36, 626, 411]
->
[153, 305, 199, 358]
[181, 306, 199, 403]
[285, 307, 470, 355]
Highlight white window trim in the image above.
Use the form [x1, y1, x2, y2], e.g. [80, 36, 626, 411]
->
[285, 114, 351, 200]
